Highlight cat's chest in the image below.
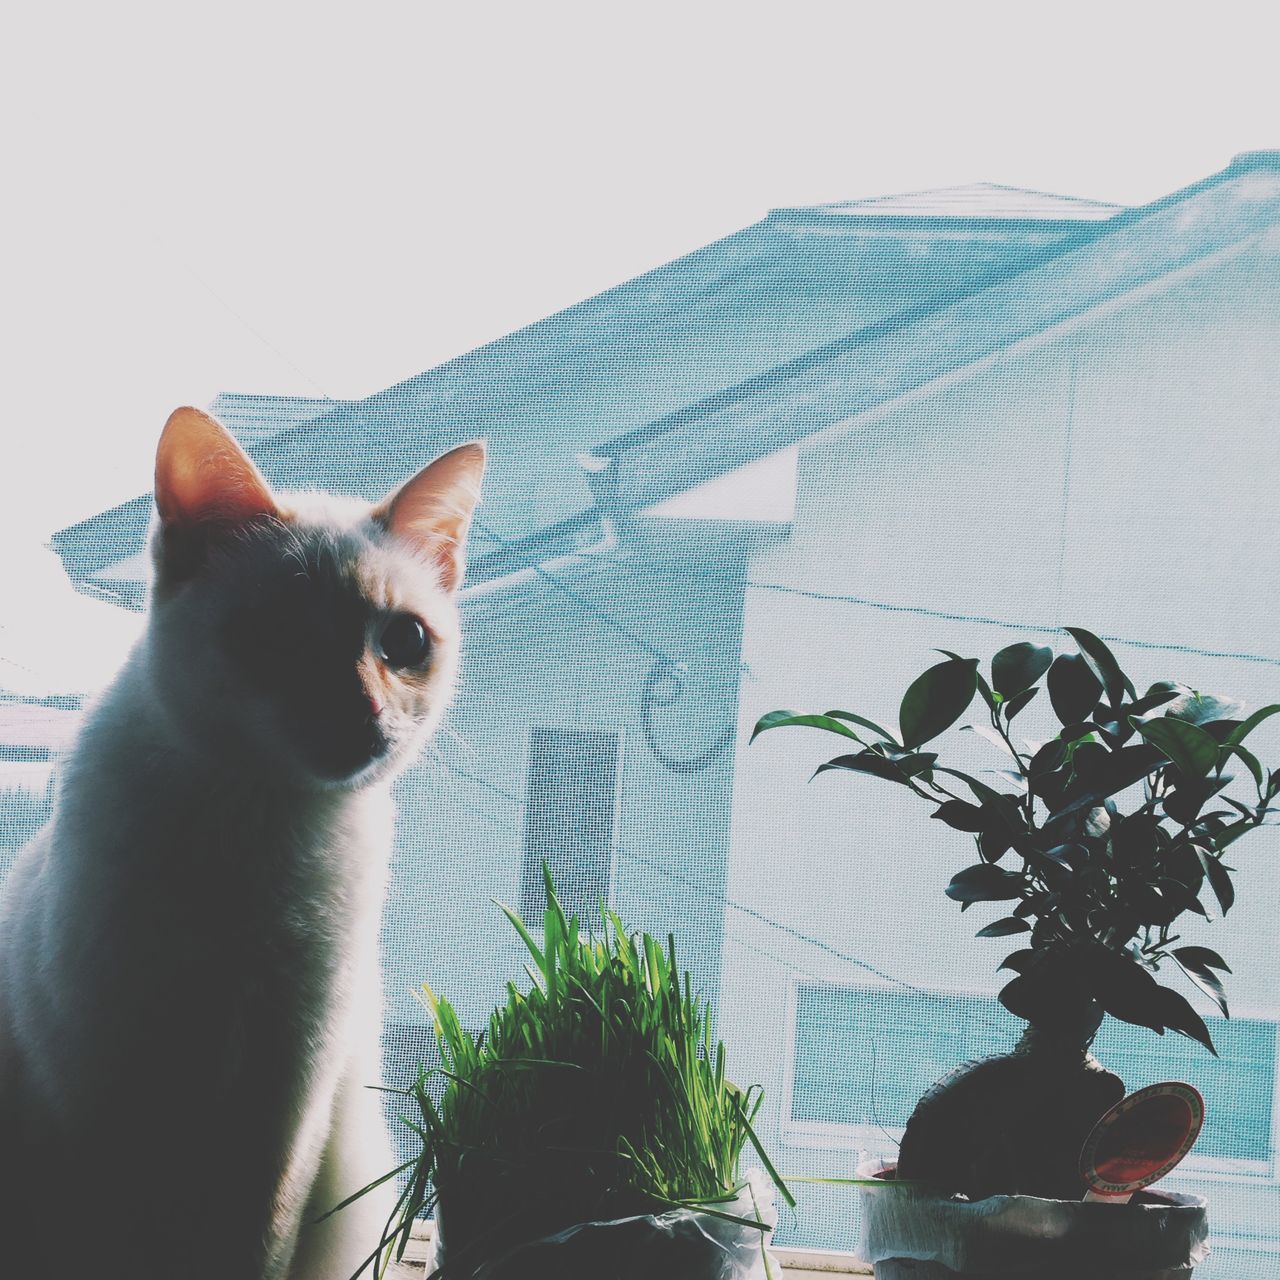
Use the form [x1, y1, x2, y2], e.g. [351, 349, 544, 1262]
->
[152, 803, 380, 1003]
[64, 783, 391, 1086]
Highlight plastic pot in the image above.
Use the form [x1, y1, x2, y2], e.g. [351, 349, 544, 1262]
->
[856, 1161, 1208, 1280]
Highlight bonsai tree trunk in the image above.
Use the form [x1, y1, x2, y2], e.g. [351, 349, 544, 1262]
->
[896, 1006, 1125, 1201]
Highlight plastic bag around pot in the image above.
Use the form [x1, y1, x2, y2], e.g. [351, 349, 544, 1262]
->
[425, 1169, 781, 1280]
[855, 1160, 1209, 1280]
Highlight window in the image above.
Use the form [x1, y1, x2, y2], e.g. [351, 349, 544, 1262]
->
[12, 155, 1280, 1275]
[786, 980, 1279, 1177]
[519, 727, 621, 926]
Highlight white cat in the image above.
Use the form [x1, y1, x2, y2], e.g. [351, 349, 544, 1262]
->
[0, 406, 486, 1280]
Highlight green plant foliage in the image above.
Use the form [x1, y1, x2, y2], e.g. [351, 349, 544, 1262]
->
[343, 868, 792, 1278]
[899, 656, 979, 748]
[754, 628, 1280, 1056]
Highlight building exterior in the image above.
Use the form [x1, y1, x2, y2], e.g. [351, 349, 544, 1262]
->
[48, 154, 1280, 1272]
[0, 695, 80, 891]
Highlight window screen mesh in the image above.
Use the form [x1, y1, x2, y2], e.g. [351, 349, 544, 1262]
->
[5, 165, 1280, 1277]
[519, 726, 620, 924]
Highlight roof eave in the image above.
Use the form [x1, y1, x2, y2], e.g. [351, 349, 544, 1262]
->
[591, 160, 1280, 512]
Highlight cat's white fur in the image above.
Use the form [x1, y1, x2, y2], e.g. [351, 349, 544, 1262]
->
[0, 408, 485, 1279]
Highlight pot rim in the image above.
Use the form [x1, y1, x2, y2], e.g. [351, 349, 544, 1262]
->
[854, 1159, 1208, 1212]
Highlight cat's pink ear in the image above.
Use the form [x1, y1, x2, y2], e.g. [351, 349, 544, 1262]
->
[154, 406, 278, 528]
[374, 442, 487, 592]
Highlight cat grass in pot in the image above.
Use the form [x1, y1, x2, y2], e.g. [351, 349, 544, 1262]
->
[349, 867, 792, 1280]
[0, 407, 485, 1280]
[756, 631, 1279, 1278]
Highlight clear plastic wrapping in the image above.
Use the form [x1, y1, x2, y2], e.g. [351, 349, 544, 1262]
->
[856, 1161, 1209, 1279]
[425, 1169, 781, 1280]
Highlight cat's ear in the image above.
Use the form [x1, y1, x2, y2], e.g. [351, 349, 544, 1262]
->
[373, 442, 487, 592]
[154, 406, 278, 528]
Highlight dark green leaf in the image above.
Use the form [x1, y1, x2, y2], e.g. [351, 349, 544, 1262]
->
[752, 710, 865, 745]
[1058, 721, 1098, 743]
[1227, 704, 1280, 747]
[1087, 949, 1164, 1032]
[1154, 984, 1218, 1055]
[1043, 842, 1082, 868]
[1047, 653, 1104, 725]
[933, 767, 1007, 808]
[1166, 691, 1246, 726]
[974, 670, 998, 713]
[899, 657, 980, 749]
[1214, 819, 1259, 851]
[1064, 627, 1137, 706]
[1030, 769, 1069, 809]
[1203, 854, 1235, 914]
[876, 750, 937, 779]
[942, 650, 998, 721]
[944, 863, 1024, 903]
[1163, 844, 1206, 896]
[976, 917, 1032, 938]
[813, 751, 932, 787]
[1134, 716, 1220, 780]
[1002, 686, 1040, 721]
[978, 825, 1013, 863]
[1169, 950, 1230, 1018]
[1128, 681, 1187, 716]
[999, 949, 1036, 973]
[1111, 812, 1160, 864]
[1070, 742, 1111, 778]
[1224, 744, 1264, 790]
[1203, 719, 1243, 743]
[1164, 782, 1213, 826]
[824, 709, 900, 743]
[1120, 883, 1165, 926]
[899, 656, 980, 749]
[1155, 873, 1205, 918]
[932, 800, 986, 832]
[1171, 945, 1231, 974]
[939, 651, 996, 715]
[1028, 739, 1067, 776]
[1093, 714, 1136, 747]
[992, 643, 1054, 699]
[1056, 743, 1166, 816]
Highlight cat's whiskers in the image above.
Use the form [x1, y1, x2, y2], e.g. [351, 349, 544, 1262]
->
[437, 716, 477, 761]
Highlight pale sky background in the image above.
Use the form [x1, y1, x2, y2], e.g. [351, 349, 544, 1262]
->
[2, 0, 1279, 691]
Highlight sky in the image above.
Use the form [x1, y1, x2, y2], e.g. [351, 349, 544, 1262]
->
[2, 0, 1279, 692]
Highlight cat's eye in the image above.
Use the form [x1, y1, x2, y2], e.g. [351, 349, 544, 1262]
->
[378, 613, 431, 669]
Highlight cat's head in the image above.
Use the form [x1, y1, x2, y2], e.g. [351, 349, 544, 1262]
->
[147, 406, 486, 791]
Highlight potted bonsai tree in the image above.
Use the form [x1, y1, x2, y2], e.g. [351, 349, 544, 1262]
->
[754, 628, 1279, 1279]
[343, 868, 793, 1280]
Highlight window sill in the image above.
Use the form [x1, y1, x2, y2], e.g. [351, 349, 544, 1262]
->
[400, 1221, 872, 1275]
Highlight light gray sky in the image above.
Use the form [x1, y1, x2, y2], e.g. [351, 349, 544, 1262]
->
[2, 0, 1278, 690]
